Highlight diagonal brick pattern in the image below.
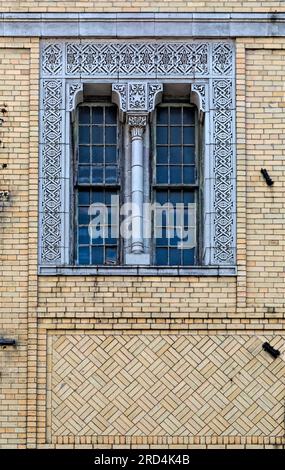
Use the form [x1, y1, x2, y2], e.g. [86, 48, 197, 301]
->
[49, 334, 285, 439]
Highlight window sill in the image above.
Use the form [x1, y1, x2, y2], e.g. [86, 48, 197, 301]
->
[38, 265, 237, 276]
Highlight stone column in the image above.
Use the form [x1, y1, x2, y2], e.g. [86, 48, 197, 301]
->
[127, 114, 147, 254]
[112, 82, 163, 264]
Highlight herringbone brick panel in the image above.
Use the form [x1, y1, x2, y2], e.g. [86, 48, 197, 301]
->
[48, 334, 285, 439]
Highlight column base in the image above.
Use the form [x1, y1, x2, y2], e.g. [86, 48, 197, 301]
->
[125, 253, 150, 265]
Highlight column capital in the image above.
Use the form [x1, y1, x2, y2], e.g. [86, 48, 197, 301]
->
[112, 81, 163, 114]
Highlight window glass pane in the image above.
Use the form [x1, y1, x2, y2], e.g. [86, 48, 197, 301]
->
[90, 190, 104, 204]
[92, 146, 104, 164]
[169, 146, 182, 164]
[157, 146, 168, 164]
[105, 246, 118, 264]
[78, 246, 89, 264]
[79, 126, 90, 144]
[78, 206, 89, 224]
[79, 107, 90, 124]
[105, 146, 117, 164]
[169, 248, 181, 265]
[157, 127, 168, 145]
[92, 246, 104, 264]
[157, 107, 168, 125]
[156, 165, 168, 184]
[92, 107, 103, 124]
[183, 248, 195, 265]
[105, 166, 118, 184]
[156, 247, 168, 265]
[183, 108, 195, 125]
[170, 108, 181, 125]
[170, 127, 181, 145]
[183, 166, 196, 184]
[183, 126, 195, 145]
[79, 146, 90, 164]
[105, 106, 117, 124]
[170, 165, 181, 184]
[92, 167, 103, 184]
[78, 166, 90, 184]
[78, 190, 89, 205]
[183, 146, 195, 164]
[92, 126, 103, 144]
[106, 126, 117, 144]
[78, 226, 90, 244]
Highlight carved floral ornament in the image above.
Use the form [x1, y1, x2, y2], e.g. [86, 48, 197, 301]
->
[39, 40, 236, 268]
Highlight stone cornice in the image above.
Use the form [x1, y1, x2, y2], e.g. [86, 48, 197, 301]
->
[1, 12, 285, 37]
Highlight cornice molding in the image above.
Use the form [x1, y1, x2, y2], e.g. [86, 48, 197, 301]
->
[1, 12, 285, 37]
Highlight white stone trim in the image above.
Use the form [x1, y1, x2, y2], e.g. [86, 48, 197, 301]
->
[2, 12, 285, 37]
[39, 39, 236, 269]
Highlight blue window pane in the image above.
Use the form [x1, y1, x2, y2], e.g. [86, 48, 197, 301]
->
[169, 191, 181, 204]
[90, 190, 104, 204]
[183, 166, 196, 184]
[170, 127, 181, 145]
[78, 166, 90, 184]
[156, 247, 168, 265]
[156, 227, 167, 246]
[157, 127, 168, 145]
[105, 190, 117, 204]
[157, 107, 168, 125]
[156, 165, 168, 184]
[106, 126, 117, 145]
[78, 190, 89, 205]
[105, 106, 117, 124]
[79, 146, 90, 164]
[79, 126, 90, 144]
[78, 206, 89, 224]
[170, 108, 181, 125]
[169, 146, 182, 164]
[78, 246, 89, 264]
[170, 165, 182, 184]
[105, 166, 118, 184]
[183, 108, 195, 125]
[156, 191, 168, 205]
[92, 246, 104, 264]
[170, 232, 180, 247]
[183, 191, 195, 204]
[183, 127, 195, 145]
[92, 146, 103, 164]
[183, 248, 195, 265]
[79, 107, 90, 124]
[78, 226, 90, 244]
[92, 126, 103, 144]
[169, 248, 181, 265]
[157, 146, 168, 164]
[105, 146, 117, 164]
[183, 146, 195, 164]
[92, 167, 103, 183]
[92, 107, 103, 124]
[91, 233, 104, 245]
[105, 246, 117, 264]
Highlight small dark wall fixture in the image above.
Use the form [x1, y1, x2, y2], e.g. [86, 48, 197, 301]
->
[262, 341, 280, 359]
[0, 337, 17, 348]
[261, 168, 274, 186]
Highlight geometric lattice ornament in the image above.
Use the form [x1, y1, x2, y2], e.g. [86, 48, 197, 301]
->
[40, 40, 235, 266]
[49, 334, 285, 439]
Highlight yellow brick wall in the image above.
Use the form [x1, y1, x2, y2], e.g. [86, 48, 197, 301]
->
[1, 32, 285, 448]
[0, 38, 39, 448]
[0, 1, 284, 13]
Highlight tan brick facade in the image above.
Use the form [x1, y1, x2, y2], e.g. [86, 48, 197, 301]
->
[1, 11, 285, 449]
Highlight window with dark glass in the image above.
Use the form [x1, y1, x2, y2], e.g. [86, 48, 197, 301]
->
[153, 104, 198, 266]
[75, 104, 120, 265]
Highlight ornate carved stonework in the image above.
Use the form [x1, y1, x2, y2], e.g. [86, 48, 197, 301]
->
[40, 40, 236, 267]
